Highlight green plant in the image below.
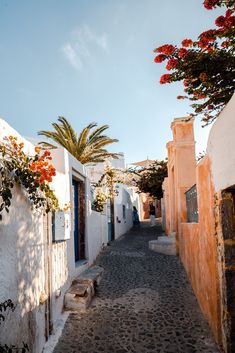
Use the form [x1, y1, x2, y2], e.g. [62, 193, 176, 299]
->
[38, 116, 121, 164]
[154, 1, 235, 125]
[128, 160, 168, 199]
[92, 187, 108, 212]
[0, 136, 58, 217]
[92, 163, 124, 212]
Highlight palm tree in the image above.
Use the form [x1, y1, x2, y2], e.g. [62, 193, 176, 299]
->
[38, 117, 120, 165]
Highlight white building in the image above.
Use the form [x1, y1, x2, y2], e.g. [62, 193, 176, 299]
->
[0, 119, 140, 353]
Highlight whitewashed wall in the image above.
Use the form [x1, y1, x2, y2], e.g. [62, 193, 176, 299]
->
[0, 187, 46, 353]
[86, 210, 108, 263]
[0, 120, 46, 353]
[207, 94, 235, 192]
[0, 120, 109, 353]
[86, 158, 141, 241]
[114, 184, 136, 238]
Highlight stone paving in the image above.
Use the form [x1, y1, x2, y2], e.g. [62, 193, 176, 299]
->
[53, 221, 220, 353]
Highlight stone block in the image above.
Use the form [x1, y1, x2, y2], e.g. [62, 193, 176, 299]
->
[149, 235, 176, 256]
[64, 266, 104, 312]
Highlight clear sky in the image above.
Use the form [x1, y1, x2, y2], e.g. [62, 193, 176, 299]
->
[0, 0, 223, 165]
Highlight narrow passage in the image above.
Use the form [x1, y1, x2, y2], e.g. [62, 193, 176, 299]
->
[53, 221, 219, 353]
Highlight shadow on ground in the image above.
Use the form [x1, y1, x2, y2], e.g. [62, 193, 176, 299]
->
[53, 221, 220, 353]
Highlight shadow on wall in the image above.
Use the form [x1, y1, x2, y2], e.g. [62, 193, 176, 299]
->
[0, 185, 45, 351]
[0, 186, 68, 352]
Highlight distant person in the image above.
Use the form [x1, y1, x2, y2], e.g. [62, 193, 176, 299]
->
[149, 202, 156, 227]
[133, 206, 140, 225]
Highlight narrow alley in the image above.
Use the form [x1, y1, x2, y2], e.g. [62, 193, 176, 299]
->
[53, 221, 219, 353]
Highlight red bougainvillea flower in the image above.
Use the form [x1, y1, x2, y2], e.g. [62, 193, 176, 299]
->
[215, 15, 226, 27]
[155, 44, 175, 55]
[221, 40, 229, 48]
[181, 39, 193, 47]
[198, 30, 216, 49]
[198, 34, 215, 49]
[199, 72, 208, 81]
[154, 54, 166, 63]
[160, 74, 171, 84]
[226, 9, 233, 18]
[225, 16, 235, 27]
[208, 104, 214, 110]
[199, 39, 208, 49]
[183, 79, 189, 87]
[166, 58, 178, 70]
[198, 95, 206, 99]
[194, 92, 206, 99]
[178, 48, 188, 58]
[203, 0, 220, 10]
[207, 46, 215, 53]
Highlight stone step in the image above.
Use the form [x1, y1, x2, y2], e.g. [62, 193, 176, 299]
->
[64, 266, 104, 312]
[149, 235, 176, 256]
[76, 265, 104, 286]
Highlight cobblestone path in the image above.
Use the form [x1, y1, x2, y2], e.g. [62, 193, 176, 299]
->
[53, 221, 220, 353]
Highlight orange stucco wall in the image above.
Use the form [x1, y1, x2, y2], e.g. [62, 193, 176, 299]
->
[163, 118, 223, 348]
[179, 156, 221, 345]
[140, 194, 160, 220]
[165, 119, 196, 238]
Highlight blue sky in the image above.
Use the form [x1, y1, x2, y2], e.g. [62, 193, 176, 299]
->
[0, 0, 223, 164]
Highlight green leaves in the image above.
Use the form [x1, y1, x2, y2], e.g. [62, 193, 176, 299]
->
[154, 2, 235, 125]
[38, 117, 120, 164]
[131, 161, 168, 199]
[0, 138, 58, 218]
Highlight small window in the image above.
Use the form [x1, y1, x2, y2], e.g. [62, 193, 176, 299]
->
[122, 205, 126, 219]
[185, 184, 198, 223]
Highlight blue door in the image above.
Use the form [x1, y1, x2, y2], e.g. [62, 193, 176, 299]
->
[107, 199, 114, 241]
[72, 179, 79, 261]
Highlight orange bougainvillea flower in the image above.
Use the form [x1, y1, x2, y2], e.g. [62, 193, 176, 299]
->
[199, 72, 208, 81]
[35, 146, 40, 153]
[44, 150, 51, 157]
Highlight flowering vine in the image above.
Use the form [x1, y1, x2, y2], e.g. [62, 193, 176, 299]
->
[92, 163, 124, 212]
[0, 136, 58, 217]
[154, 0, 235, 125]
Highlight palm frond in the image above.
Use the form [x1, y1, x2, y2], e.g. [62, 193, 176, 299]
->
[38, 117, 119, 164]
[88, 125, 109, 143]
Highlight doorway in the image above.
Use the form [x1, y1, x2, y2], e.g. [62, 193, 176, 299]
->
[107, 198, 115, 241]
[220, 187, 235, 353]
[72, 178, 86, 262]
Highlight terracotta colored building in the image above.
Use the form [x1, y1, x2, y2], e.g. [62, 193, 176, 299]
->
[131, 159, 161, 220]
[162, 94, 235, 353]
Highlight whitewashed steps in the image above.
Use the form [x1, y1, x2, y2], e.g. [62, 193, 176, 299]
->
[149, 235, 176, 256]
